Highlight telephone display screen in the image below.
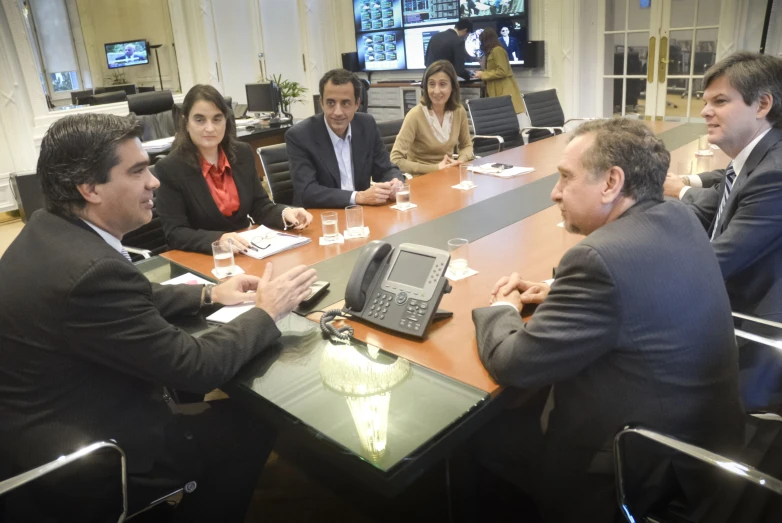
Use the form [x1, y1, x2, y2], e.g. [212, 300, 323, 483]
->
[387, 251, 434, 289]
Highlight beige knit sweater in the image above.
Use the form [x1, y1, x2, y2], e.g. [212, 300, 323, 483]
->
[390, 104, 474, 175]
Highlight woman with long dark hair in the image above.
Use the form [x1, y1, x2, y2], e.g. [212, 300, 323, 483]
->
[155, 84, 311, 254]
[475, 28, 525, 119]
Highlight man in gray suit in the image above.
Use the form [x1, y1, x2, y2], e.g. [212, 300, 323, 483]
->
[473, 119, 743, 522]
[663, 52, 782, 408]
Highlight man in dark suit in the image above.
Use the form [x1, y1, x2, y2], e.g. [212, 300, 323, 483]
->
[286, 69, 405, 208]
[498, 26, 520, 61]
[424, 19, 474, 81]
[0, 114, 317, 521]
[473, 119, 743, 522]
[663, 52, 782, 409]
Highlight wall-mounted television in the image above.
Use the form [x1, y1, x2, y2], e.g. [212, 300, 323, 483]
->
[404, 23, 453, 70]
[355, 0, 402, 32]
[460, 0, 526, 20]
[357, 30, 407, 71]
[464, 17, 527, 66]
[105, 39, 149, 69]
[402, 0, 459, 27]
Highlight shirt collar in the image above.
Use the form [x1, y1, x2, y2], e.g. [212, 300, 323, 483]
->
[82, 219, 124, 255]
[733, 128, 772, 176]
[325, 121, 352, 147]
[200, 147, 231, 178]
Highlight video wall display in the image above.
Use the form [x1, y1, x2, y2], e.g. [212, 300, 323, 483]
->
[354, 0, 527, 71]
[358, 30, 407, 71]
[464, 17, 527, 65]
[402, 0, 460, 27]
[355, 0, 403, 32]
[459, 0, 525, 19]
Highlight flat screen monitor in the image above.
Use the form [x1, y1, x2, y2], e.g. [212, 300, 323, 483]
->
[403, 23, 453, 70]
[402, 0, 459, 27]
[358, 30, 407, 71]
[464, 17, 527, 65]
[460, 0, 525, 20]
[246, 82, 279, 113]
[105, 40, 149, 69]
[354, 0, 402, 33]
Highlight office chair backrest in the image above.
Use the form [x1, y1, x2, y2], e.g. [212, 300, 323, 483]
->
[258, 144, 293, 205]
[521, 89, 565, 143]
[127, 90, 174, 116]
[466, 96, 524, 155]
[358, 79, 369, 113]
[123, 204, 168, 262]
[313, 95, 322, 115]
[70, 89, 93, 105]
[377, 119, 404, 154]
[90, 91, 128, 105]
[138, 86, 156, 93]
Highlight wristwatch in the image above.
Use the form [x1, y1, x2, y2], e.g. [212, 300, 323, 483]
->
[202, 284, 215, 306]
[680, 175, 691, 186]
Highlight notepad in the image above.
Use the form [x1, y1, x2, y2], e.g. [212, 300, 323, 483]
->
[472, 164, 535, 178]
[141, 136, 174, 153]
[238, 226, 310, 260]
[161, 273, 212, 286]
[206, 303, 255, 324]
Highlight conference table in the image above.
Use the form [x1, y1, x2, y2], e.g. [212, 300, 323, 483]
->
[154, 120, 729, 495]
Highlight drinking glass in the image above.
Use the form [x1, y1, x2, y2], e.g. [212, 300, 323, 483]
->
[395, 182, 411, 209]
[345, 205, 364, 238]
[211, 240, 235, 278]
[447, 238, 469, 277]
[321, 211, 339, 241]
[698, 135, 709, 151]
[459, 164, 475, 189]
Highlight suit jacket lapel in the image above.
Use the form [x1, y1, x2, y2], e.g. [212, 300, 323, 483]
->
[721, 128, 782, 232]
[351, 117, 366, 186]
[315, 115, 342, 187]
[182, 156, 232, 224]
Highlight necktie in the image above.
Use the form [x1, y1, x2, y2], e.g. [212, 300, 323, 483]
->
[710, 162, 736, 241]
[120, 247, 132, 263]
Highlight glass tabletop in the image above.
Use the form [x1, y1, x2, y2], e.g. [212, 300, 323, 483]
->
[231, 313, 490, 474]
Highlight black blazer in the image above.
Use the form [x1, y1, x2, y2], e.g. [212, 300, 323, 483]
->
[472, 200, 743, 520]
[0, 211, 281, 478]
[683, 127, 782, 321]
[285, 112, 404, 208]
[424, 28, 469, 80]
[155, 141, 287, 254]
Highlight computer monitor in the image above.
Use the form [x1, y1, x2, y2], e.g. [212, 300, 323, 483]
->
[245, 83, 279, 113]
[357, 30, 407, 71]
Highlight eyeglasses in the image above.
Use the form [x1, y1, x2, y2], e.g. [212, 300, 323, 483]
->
[249, 230, 302, 250]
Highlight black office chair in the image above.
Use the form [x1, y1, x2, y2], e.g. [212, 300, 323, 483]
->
[377, 119, 404, 154]
[465, 95, 524, 155]
[520, 89, 596, 144]
[71, 88, 93, 105]
[124, 210, 169, 263]
[138, 86, 156, 93]
[358, 79, 369, 113]
[615, 314, 782, 522]
[257, 144, 293, 205]
[90, 91, 128, 105]
[313, 95, 322, 115]
[128, 90, 176, 142]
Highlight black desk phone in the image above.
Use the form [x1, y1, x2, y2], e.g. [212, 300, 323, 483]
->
[342, 241, 452, 339]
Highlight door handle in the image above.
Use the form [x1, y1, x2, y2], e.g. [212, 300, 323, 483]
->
[647, 36, 656, 83]
[659, 36, 669, 83]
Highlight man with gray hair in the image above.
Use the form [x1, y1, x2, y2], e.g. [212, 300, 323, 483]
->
[664, 51, 782, 409]
[472, 119, 743, 522]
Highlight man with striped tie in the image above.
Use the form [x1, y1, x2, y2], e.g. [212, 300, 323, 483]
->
[0, 114, 317, 521]
[664, 52, 782, 409]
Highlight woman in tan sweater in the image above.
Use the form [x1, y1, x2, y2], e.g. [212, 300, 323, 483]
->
[390, 60, 474, 175]
[474, 28, 524, 115]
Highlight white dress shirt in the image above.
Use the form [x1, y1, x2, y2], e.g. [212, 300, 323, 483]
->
[679, 128, 772, 199]
[325, 122, 357, 205]
[83, 219, 125, 255]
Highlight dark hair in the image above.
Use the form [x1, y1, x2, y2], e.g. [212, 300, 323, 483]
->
[319, 69, 361, 101]
[479, 28, 502, 56]
[38, 114, 143, 218]
[455, 19, 473, 33]
[703, 52, 782, 128]
[571, 119, 670, 202]
[171, 84, 237, 168]
[421, 60, 461, 112]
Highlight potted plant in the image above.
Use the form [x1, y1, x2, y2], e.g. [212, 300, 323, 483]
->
[270, 73, 308, 115]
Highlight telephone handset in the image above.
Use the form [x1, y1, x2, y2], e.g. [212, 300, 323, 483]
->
[342, 241, 452, 339]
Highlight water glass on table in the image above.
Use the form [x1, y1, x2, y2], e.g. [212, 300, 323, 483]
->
[459, 164, 475, 189]
[447, 238, 469, 277]
[212, 240, 235, 279]
[395, 182, 412, 209]
[321, 211, 339, 241]
[345, 205, 364, 238]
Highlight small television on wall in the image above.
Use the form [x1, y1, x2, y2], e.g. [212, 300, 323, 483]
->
[105, 39, 149, 69]
[460, 0, 526, 20]
[464, 17, 528, 66]
[357, 30, 407, 71]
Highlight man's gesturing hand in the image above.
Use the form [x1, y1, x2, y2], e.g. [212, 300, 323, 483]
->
[255, 262, 318, 322]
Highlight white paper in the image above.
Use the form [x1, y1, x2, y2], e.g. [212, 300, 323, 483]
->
[161, 273, 212, 286]
[211, 265, 245, 279]
[543, 278, 555, 286]
[238, 226, 310, 259]
[319, 234, 345, 245]
[446, 267, 479, 281]
[343, 226, 370, 239]
[141, 136, 174, 153]
[452, 183, 477, 190]
[390, 203, 418, 211]
[206, 303, 254, 324]
[557, 221, 565, 228]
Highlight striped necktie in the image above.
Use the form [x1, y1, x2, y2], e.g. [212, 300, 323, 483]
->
[120, 247, 132, 263]
[710, 162, 737, 242]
